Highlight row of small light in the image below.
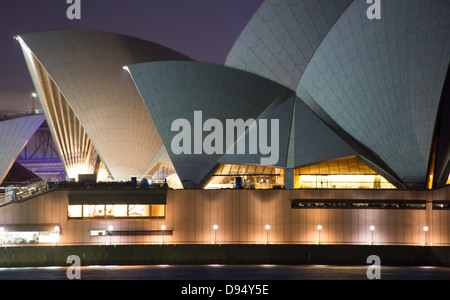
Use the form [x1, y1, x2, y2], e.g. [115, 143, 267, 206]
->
[103, 223, 431, 243]
[0, 224, 431, 245]
[210, 224, 431, 245]
[0, 224, 430, 235]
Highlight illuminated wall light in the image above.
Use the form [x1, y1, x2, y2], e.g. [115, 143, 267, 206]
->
[213, 225, 219, 244]
[369, 226, 375, 245]
[317, 225, 323, 244]
[422, 226, 430, 246]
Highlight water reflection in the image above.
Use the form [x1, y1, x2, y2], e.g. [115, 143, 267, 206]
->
[1, 265, 450, 280]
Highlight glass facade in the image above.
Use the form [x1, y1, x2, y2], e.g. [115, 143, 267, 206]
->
[205, 164, 285, 189]
[203, 159, 396, 190]
[0, 231, 59, 244]
[145, 161, 183, 190]
[68, 204, 165, 219]
[294, 157, 396, 189]
[295, 174, 395, 189]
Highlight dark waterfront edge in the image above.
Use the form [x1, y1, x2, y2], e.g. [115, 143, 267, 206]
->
[0, 244, 449, 268]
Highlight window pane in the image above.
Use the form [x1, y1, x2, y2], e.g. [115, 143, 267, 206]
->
[68, 205, 82, 218]
[151, 205, 165, 217]
[128, 205, 150, 217]
[83, 205, 105, 217]
[106, 205, 128, 217]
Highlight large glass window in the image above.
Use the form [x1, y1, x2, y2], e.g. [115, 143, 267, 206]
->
[295, 174, 395, 189]
[106, 205, 128, 217]
[150, 205, 165, 218]
[145, 161, 183, 190]
[0, 231, 59, 244]
[83, 205, 106, 218]
[128, 205, 150, 217]
[68, 205, 82, 218]
[205, 164, 285, 189]
[68, 204, 166, 219]
[294, 157, 396, 189]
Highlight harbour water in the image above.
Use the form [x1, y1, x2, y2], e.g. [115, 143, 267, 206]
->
[1, 264, 450, 280]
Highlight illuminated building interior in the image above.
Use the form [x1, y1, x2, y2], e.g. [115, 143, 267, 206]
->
[203, 159, 396, 190]
[294, 157, 396, 189]
[205, 164, 285, 189]
[0, 231, 60, 245]
[145, 160, 183, 190]
[0, 225, 60, 245]
[68, 204, 165, 219]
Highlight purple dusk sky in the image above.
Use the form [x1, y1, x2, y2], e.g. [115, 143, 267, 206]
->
[0, 0, 263, 109]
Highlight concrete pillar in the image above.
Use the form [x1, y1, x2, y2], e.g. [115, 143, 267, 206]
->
[285, 168, 294, 190]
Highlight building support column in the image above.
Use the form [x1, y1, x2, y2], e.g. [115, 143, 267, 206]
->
[285, 168, 294, 190]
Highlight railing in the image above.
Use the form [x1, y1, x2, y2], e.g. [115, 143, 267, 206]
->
[0, 182, 50, 206]
[0, 180, 170, 207]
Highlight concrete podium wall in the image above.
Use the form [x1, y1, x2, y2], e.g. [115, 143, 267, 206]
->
[0, 187, 449, 246]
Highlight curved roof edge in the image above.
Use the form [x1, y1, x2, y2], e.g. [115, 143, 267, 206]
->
[127, 60, 295, 188]
[18, 28, 193, 62]
[18, 29, 192, 181]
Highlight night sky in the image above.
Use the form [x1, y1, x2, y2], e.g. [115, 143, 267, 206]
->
[0, 0, 263, 109]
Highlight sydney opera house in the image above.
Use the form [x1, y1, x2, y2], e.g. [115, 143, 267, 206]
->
[0, 0, 449, 247]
